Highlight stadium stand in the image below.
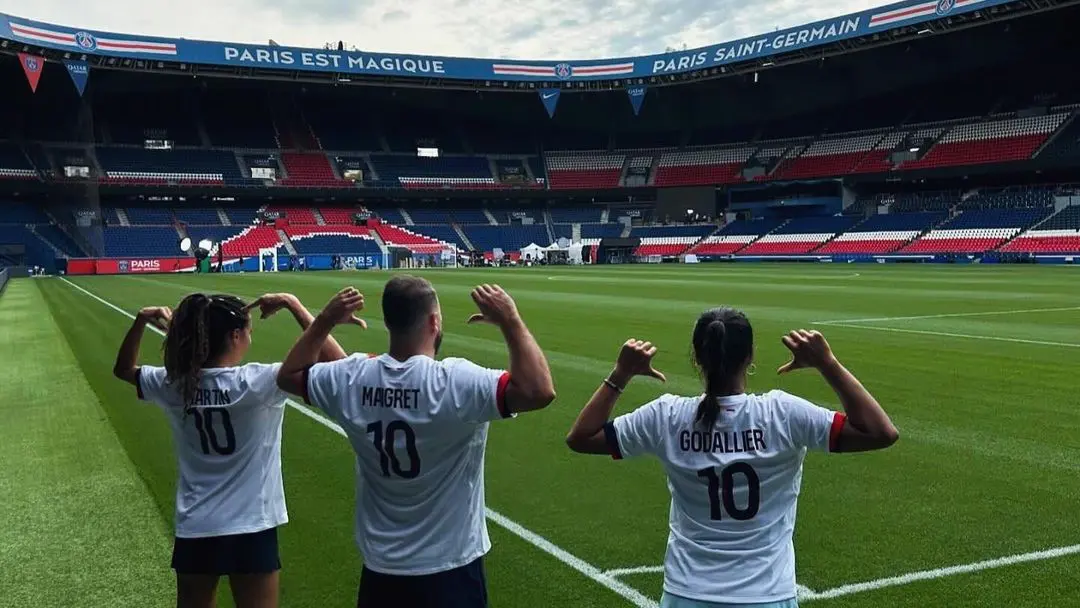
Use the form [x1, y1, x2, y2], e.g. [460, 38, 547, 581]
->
[287, 231, 383, 256]
[653, 147, 754, 187]
[410, 225, 470, 249]
[549, 207, 605, 223]
[173, 208, 224, 226]
[0, 143, 39, 180]
[267, 205, 318, 224]
[279, 153, 345, 187]
[687, 219, 784, 256]
[545, 153, 624, 189]
[463, 225, 551, 252]
[373, 223, 455, 253]
[405, 208, 455, 225]
[738, 216, 859, 255]
[816, 212, 948, 255]
[103, 227, 183, 257]
[124, 207, 175, 225]
[220, 226, 284, 257]
[370, 155, 497, 189]
[900, 114, 1069, 170]
[999, 206, 1080, 254]
[96, 148, 248, 185]
[581, 224, 624, 239]
[632, 225, 715, 257]
[773, 133, 885, 180]
[897, 208, 1053, 254]
[319, 207, 365, 225]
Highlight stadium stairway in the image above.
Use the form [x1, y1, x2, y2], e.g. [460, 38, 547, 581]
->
[278, 230, 299, 256]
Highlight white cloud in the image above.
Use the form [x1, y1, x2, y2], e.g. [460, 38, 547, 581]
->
[0, 0, 886, 60]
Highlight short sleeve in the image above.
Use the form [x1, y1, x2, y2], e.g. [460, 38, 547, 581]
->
[241, 363, 287, 408]
[442, 357, 511, 424]
[778, 391, 846, 453]
[306, 354, 365, 420]
[136, 365, 168, 403]
[607, 396, 668, 460]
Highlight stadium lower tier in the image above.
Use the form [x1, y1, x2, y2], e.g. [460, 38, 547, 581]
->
[738, 234, 836, 256]
[814, 231, 922, 255]
[998, 231, 1080, 254]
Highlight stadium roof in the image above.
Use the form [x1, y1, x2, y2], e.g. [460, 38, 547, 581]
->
[0, 0, 1071, 90]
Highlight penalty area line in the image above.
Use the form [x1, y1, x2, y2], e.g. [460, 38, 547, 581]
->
[811, 322, 1080, 348]
[606, 543, 1080, 602]
[58, 277, 660, 608]
[814, 305, 1080, 325]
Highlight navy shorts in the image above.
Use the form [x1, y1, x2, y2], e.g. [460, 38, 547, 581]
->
[171, 527, 281, 576]
[356, 557, 487, 608]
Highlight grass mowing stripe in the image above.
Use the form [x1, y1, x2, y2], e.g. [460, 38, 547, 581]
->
[57, 277, 661, 608]
[0, 280, 173, 607]
[818, 323, 1080, 348]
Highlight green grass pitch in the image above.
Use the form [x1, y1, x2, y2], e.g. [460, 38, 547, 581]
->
[3, 263, 1080, 607]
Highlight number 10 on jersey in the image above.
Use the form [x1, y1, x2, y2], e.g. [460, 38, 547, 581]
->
[366, 421, 421, 479]
[698, 463, 760, 521]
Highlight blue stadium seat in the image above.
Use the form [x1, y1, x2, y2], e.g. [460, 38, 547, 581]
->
[582, 224, 624, 239]
[410, 225, 469, 249]
[125, 207, 175, 225]
[632, 225, 715, 238]
[173, 208, 223, 225]
[549, 207, 604, 223]
[463, 225, 551, 251]
[0, 202, 50, 224]
[103, 227, 185, 257]
[289, 234, 383, 255]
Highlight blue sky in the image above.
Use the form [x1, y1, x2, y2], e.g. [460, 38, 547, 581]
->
[0, 0, 885, 59]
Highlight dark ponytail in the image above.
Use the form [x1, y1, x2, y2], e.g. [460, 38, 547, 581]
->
[163, 293, 248, 410]
[692, 307, 754, 429]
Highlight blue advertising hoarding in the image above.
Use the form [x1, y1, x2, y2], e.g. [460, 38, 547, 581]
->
[0, 0, 1014, 83]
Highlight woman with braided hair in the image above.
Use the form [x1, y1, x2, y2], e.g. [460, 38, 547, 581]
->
[566, 307, 899, 608]
[113, 292, 360, 608]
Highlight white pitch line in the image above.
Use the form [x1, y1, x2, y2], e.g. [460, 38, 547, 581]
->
[819, 322, 1080, 349]
[815, 305, 1080, 325]
[57, 277, 659, 608]
[604, 565, 665, 577]
[802, 543, 1080, 601]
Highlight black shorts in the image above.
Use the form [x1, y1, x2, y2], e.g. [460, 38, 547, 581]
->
[357, 557, 487, 608]
[171, 527, 281, 576]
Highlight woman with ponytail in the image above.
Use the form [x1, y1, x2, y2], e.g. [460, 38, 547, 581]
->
[113, 292, 358, 608]
[566, 307, 899, 608]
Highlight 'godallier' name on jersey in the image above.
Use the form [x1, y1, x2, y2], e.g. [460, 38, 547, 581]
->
[679, 428, 767, 454]
[361, 386, 422, 410]
[190, 388, 233, 406]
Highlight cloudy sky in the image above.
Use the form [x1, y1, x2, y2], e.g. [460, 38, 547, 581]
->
[1, 0, 886, 60]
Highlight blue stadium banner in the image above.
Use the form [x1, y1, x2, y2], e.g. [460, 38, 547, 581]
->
[539, 88, 561, 118]
[63, 59, 89, 96]
[0, 0, 1018, 83]
[627, 85, 647, 116]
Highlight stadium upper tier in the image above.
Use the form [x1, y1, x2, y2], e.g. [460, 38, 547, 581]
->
[2, 106, 1076, 191]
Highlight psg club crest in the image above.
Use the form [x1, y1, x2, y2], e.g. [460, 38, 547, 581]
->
[554, 63, 572, 80]
[118, 260, 129, 273]
[75, 31, 98, 51]
[23, 55, 40, 72]
[935, 0, 956, 16]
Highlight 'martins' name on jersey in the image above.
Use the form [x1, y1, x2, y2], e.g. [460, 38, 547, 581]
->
[605, 390, 845, 605]
[305, 353, 511, 577]
[137, 363, 290, 539]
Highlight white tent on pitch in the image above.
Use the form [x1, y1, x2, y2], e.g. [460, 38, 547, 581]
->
[520, 243, 544, 262]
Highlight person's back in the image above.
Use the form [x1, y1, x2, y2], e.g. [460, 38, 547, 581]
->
[566, 308, 898, 608]
[277, 279, 555, 607]
[140, 362, 288, 536]
[623, 389, 843, 603]
[307, 352, 510, 574]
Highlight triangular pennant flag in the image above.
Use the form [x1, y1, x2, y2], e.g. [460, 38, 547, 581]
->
[64, 60, 90, 97]
[18, 53, 45, 93]
[626, 85, 647, 116]
[539, 88, 561, 118]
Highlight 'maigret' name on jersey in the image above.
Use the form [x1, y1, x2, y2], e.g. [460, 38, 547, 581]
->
[305, 353, 511, 577]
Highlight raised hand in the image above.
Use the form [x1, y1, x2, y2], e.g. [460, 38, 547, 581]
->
[243, 293, 298, 320]
[777, 329, 837, 375]
[318, 287, 367, 328]
[612, 339, 666, 384]
[137, 306, 172, 332]
[467, 284, 521, 328]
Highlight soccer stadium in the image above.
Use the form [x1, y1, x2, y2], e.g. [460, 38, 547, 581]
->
[2, 0, 1080, 605]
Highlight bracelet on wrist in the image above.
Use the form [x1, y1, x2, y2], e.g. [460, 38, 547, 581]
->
[602, 378, 624, 393]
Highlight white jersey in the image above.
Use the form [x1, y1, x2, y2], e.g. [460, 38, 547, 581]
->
[137, 363, 289, 538]
[306, 353, 511, 576]
[607, 390, 845, 604]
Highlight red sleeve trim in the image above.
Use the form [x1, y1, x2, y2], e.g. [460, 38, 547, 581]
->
[496, 372, 512, 418]
[829, 412, 847, 452]
[603, 422, 623, 460]
[367, 353, 378, 359]
[135, 368, 145, 400]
